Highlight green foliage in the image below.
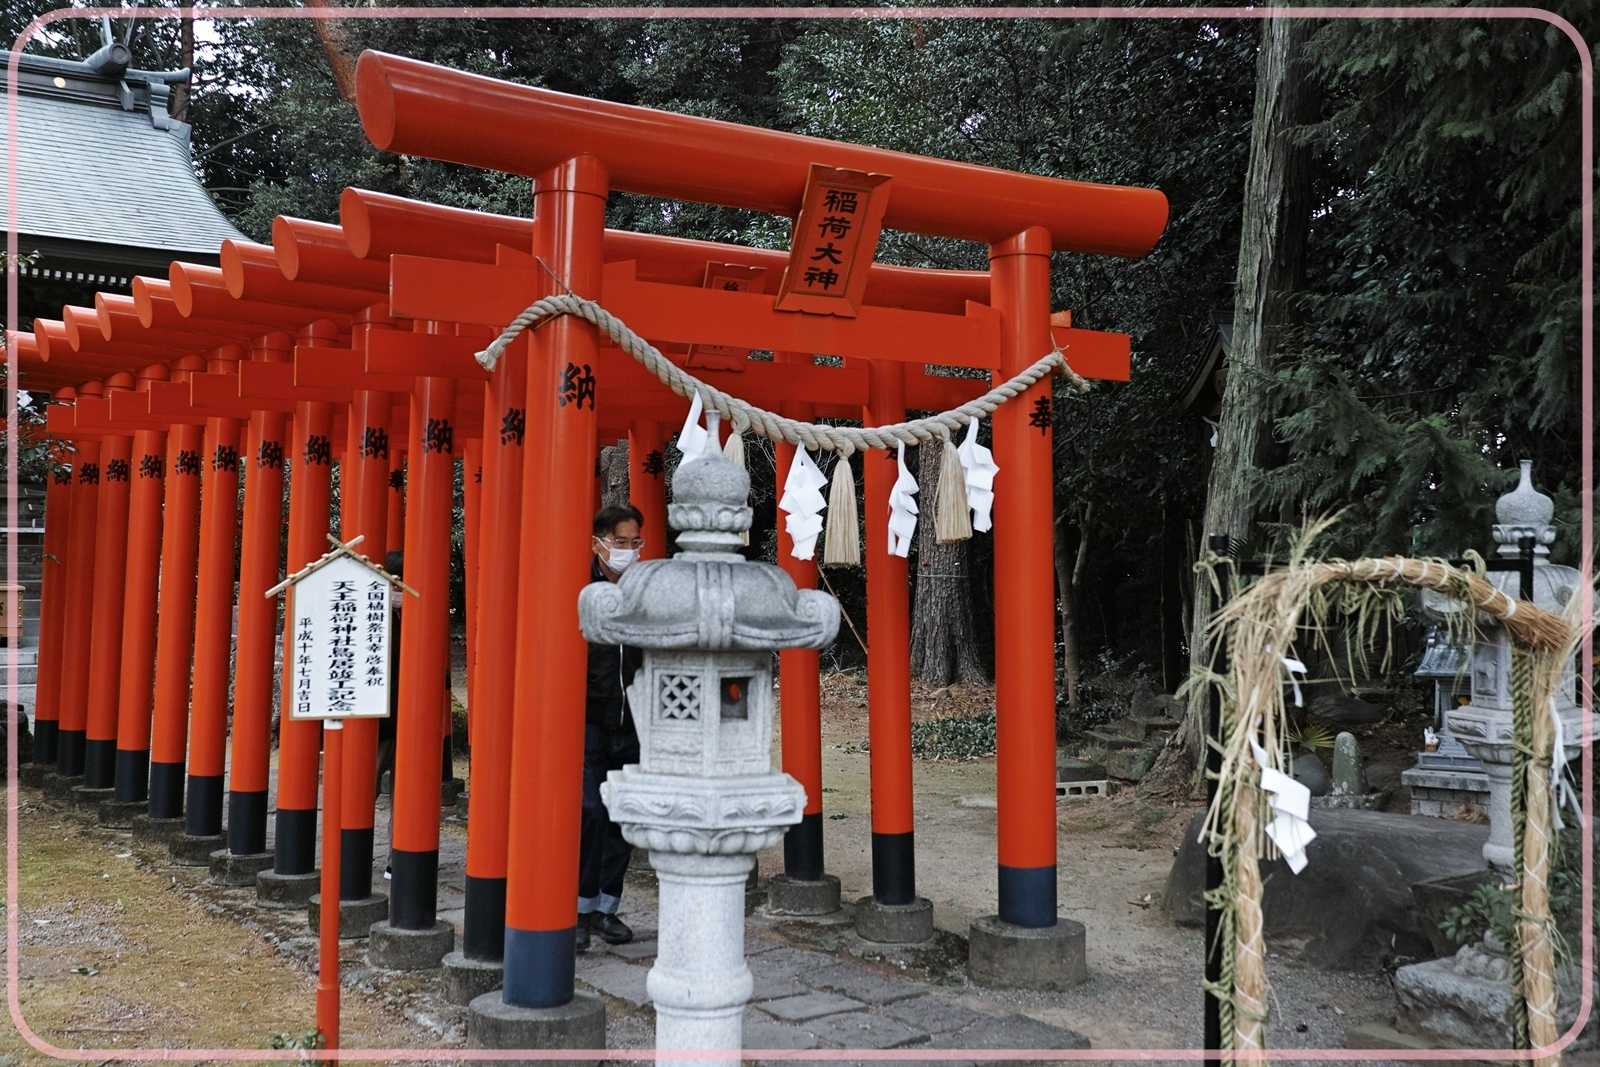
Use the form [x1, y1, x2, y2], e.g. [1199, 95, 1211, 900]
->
[1260, 7, 1592, 562]
[268, 1028, 325, 1050]
[908, 712, 997, 762]
[1286, 718, 1335, 755]
[1438, 832, 1590, 958]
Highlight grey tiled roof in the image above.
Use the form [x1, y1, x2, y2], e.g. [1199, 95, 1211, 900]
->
[3, 79, 244, 255]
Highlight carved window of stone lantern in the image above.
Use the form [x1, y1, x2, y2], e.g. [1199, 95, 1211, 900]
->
[659, 672, 701, 721]
[720, 676, 751, 721]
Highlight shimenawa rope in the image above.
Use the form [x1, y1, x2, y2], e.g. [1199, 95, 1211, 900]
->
[473, 291, 1088, 456]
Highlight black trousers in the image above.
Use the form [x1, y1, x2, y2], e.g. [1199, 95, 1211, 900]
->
[579, 720, 638, 913]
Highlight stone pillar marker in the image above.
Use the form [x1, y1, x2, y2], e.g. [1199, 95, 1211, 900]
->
[1443, 460, 1584, 870]
[579, 412, 840, 1065]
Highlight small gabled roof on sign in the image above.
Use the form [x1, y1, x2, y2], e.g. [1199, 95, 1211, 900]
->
[266, 535, 417, 599]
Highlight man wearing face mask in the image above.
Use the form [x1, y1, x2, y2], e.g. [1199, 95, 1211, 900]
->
[577, 504, 646, 952]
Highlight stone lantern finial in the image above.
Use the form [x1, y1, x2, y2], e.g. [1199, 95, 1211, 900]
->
[669, 410, 752, 557]
[1493, 459, 1556, 559]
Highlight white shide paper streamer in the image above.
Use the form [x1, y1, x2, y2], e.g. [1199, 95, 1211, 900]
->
[955, 418, 999, 533]
[887, 440, 919, 557]
[1250, 737, 1317, 875]
[779, 447, 828, 562]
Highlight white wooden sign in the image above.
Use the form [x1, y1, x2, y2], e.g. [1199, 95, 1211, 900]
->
[287, 553, 393, 721]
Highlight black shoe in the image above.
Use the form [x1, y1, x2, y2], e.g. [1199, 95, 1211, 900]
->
[575, 920, 591, 955]
[588, 912, 633, 946]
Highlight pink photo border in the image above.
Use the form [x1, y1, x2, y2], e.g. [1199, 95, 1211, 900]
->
[5, 4, 1593, 1061]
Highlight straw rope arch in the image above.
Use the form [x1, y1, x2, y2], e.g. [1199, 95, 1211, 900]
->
[1193, 525, 1586, 1065]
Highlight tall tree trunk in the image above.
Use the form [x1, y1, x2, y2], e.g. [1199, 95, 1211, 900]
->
[909, 444, 987, 686]
[1055, 501, 1092, 710]
[170, 16, 194, 122]
[599, 440, 630, 509]
[304, 0, 359, 104]
[1143, 14, 1314, 797]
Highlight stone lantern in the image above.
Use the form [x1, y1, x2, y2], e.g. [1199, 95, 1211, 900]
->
[579, 414, 840, 1064]
[1444, 460, 1584, 869]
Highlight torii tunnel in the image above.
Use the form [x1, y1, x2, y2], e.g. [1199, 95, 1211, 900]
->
[13, 50, 1166, 1018]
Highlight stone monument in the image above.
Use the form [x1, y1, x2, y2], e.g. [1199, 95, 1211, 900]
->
[579, 412, 840, 1066]
[1443, 460, 1583, 869]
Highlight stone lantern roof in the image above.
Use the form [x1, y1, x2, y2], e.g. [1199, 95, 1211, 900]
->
[580, 414, 840, 653]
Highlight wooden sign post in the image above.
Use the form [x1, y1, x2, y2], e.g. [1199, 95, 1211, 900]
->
[265, 535, 409, 1056]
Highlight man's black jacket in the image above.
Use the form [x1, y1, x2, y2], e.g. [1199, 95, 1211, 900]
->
[585, 558, 643, 731]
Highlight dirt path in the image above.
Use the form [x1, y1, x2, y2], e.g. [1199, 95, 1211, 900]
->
[762, 674, 1401, 1052]
[3, 785, 438, 1065]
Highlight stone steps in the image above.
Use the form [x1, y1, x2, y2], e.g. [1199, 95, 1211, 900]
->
[1084, 728, 1142, 751]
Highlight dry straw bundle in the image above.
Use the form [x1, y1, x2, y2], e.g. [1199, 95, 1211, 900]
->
[1192, 519, 1585, 1062]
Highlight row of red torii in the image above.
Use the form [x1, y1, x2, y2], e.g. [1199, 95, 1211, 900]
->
[14, 51, 1168, 1014]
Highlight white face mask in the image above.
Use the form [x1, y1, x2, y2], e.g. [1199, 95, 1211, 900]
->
[607, 547, 639, 573]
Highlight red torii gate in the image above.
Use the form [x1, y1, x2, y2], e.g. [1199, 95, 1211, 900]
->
[17, 47, 1166, 1051]
[352, 47, 1165, 1039]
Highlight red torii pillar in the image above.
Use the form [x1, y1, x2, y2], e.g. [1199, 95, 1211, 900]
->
[53, 382, 102, 783]
[109, 365, 172, 815]
[223, 333, 293, 872]
[30, 439, 72, 769]
[77, 375, 134, 799]
[327, 312, 404, 933]
[497, 156, 606, 1034]
[859, 362, 930, 941]
[769, 352, 836, 914]
[262, 326, 340, 905]
[986, 227, 1064, 938]
[145, 364, 206, 831]
[171, 345, 245, 863]
[449, 315, 533, 999]
[369, 321, 458, 969]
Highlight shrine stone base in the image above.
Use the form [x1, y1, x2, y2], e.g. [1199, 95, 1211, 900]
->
[308, 892, 388, 939]
[210, 849, 273, 886]
[369, 919, 454, 970]
[256, 869, 320, 908]
[71, 785, 113, 811]
[467, 988, 605, 1066]
[1401, 767, 1490, 821]
[40, 772, 78, 802]
[854, 895, 934, 944]
[442, 950, 504, 1005]
[168, 832, 223, 867]
[17, 763, 48, 788]
[130, 814, 183, 844]
[765, 874, 842, 918]
[968, 915, 1089, 991]
[97, 798, 143, 828]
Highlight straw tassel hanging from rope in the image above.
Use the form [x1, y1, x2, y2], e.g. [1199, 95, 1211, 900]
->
[934, 437, 973, 544]
[822, 451, 860, 568]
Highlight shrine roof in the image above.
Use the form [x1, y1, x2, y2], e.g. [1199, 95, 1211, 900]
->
[3, 49, 245, 265]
